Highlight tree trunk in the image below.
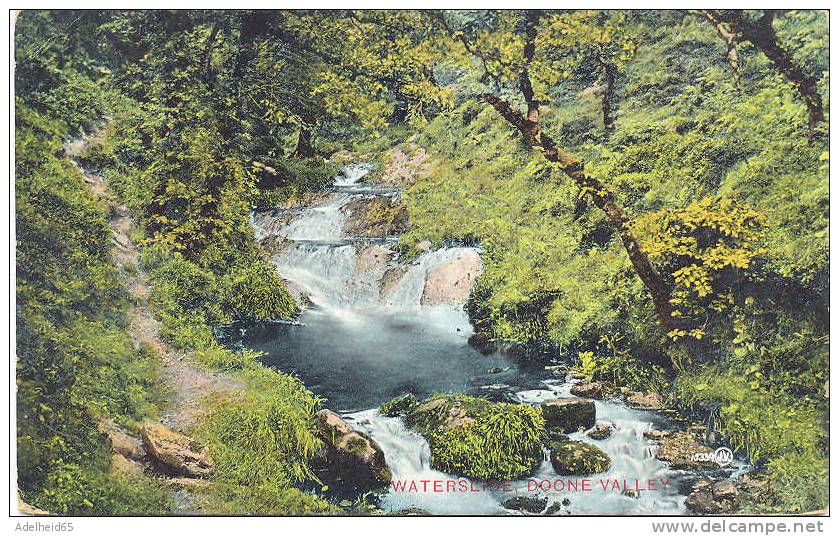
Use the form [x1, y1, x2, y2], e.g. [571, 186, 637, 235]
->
[601, 63, 617, 131]
[712, 10, 823, 138]
[293, 123, 316, 158]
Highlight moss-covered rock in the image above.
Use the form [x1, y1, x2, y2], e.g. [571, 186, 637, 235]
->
[380, 393, 417, 417]
[550, 440, 611, 475]
[398, 394, 544, 480]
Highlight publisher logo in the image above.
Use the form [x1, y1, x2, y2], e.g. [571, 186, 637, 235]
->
[692, 447, 734, 467]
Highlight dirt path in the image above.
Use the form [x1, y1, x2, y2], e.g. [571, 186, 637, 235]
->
[66, 131, 242, 433]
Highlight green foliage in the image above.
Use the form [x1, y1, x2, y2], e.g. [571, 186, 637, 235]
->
[571, 345, 668, 393]
[228, 260, 299, 322]
[674, 370, 825, 463]
[32, 462, 172, 515]
[380, 393, 417, 417]
[405, 395, 545, 480]
[194, 367, 336, 514]
[15, 14, 168, 511]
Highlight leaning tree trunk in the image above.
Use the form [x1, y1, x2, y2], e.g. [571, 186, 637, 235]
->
[481, 93, 683, 345]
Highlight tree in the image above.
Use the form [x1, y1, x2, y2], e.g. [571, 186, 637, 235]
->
[536, 11, 638, 131]
[706, 10, 824, 139]
[442, 11, 684, 357]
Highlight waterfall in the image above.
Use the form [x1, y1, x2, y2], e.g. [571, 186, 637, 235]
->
[243, 162, 737, 515]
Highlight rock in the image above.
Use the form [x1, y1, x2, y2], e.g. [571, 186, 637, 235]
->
[570, 382, 603, 399]
[685, 487, 719, 515]
[342, 197, 408, 238]
[396, 507, 431, 516]
[314, 409, 392, 491]
[713, 479, 738, 500]
[377, 147, 430, 187]
[380, 266, 407, 298]
[625, 391, 665, 410]
[544, 501, 563, 515]
[421, 250, 484, 305]
[109, 452, 144, 476]
[541, 397, 596, 433]
[550, 441, 611, 475]
[654, 432, 715, 469]
[685, 478, 739, 515]
[587, 421, 615, 440]
[404, 395, 543, 480]
[354, 245, 393, 274]
[643, 429, 673, 441]
[141, 421, 213, 478]
[380, 394, 417, 417]
[17, 497, 50, 516]
[415, 240, 432, 253]
[502, 495, 548, 514]
[100, 419, 146, 460]
[545, 430, 571, 444]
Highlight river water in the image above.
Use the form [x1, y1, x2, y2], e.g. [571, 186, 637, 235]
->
[239, 163, 741, 515]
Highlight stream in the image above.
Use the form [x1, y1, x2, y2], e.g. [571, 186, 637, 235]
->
[238, 163, 745, 515]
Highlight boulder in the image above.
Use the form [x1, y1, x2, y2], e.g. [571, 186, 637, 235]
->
[684, 478, 740, 515]
[570, 382, 603, 399]
[141, 421, 213, 478]
[380, 266, 407, 298]
[109, 452, 145, 476]
[342, 197, 409, 238]
[100, 419, 146, 460]
[421, 250, 484, 305]
[377, 147, 431, 187]
[544, 501, 564, 515]
[550, 441, 611, 475]
[587, 421, 615, 440]
[314, 409, 392, 491]
[625, 391, 665, 410]
[654, 431, 715, 469]
[541, 397, 596, 433]
[502, 496, 548, 514]
[403, 395, 543, 480]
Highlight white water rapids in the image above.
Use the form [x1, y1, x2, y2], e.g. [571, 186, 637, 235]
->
[245, 162, 745, 515]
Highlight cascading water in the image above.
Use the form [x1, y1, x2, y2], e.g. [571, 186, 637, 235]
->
[241, 162, 742, 515]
